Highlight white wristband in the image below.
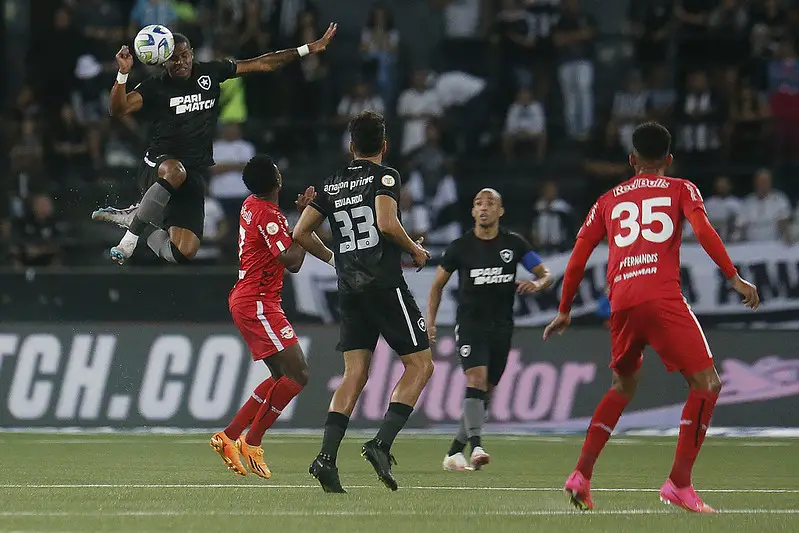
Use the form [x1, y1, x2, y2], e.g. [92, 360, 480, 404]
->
[297, 44, 310, 57]
[116, 71, 129, 84]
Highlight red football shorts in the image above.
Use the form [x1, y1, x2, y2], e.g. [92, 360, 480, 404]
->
[609, 298, 714, 376]
[230, 299, 299, 360]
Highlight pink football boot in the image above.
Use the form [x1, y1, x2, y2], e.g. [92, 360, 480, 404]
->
[659, 479, 716, 513]
[564, 471, 594, 510]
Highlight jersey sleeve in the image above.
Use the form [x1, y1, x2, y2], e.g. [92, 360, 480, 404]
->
[309, 185, 332, 217]
[576, 199, 607, 246]
[439, 240, 460, 273]
[131, 76, 158, 113]
[207, 59, 238, 83]
[258, 210, 292, 258]
[376, 168, 402, 202]
[679, 179, 707, 217]
[510, 232, 543, 270]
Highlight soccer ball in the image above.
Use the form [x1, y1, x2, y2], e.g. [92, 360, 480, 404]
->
[133, 25, 175, 65]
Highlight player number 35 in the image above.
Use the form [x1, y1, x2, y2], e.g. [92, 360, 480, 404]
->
[334, 206, 380, 253]
[611, 197, 674, 248]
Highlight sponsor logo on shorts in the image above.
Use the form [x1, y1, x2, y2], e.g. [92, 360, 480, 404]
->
[417, 317, 426, 332]
[500, 249, 513, 263]
[266, 222, 279, 235]
[280, 326, 295, 339]
[197, 75, 211, 91]
[459, 345, 471, 357]
[381, 174, 395, 187]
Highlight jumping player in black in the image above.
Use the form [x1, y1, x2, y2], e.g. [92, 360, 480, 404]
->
[92, 25, 336, 264]
[427, 188, 553, 471]
[293, 110, 434, 493]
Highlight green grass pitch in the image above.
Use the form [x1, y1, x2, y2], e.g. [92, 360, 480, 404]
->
[0, 433, 797, 532]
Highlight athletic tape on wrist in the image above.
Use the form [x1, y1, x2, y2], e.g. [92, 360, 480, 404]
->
[297, 44, 310, 57]
[116, 71, 129, 84]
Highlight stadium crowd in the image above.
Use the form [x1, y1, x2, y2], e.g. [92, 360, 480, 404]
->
[3, 0, 799, 267]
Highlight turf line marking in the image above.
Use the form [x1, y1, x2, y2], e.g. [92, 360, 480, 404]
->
[2, 484, 798, 494]
[1, 510, 798, 517]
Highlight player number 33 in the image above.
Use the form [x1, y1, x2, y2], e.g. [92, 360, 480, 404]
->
[611, 197, 674, 248]
[334, 206, 379, 253]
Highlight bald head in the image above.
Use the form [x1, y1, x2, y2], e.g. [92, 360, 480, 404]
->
[472, 188, 504, 229]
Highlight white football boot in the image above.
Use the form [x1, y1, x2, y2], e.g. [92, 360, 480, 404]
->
[470, 446, 490, 470]
[442, 452, 472, 471]
[92, 204, 139, 228]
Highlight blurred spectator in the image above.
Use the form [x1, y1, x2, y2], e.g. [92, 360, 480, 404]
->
[676, 70, 724, 162]
[553, 0, 596, 140]
[768, 38, 799, 163]
[675, 0, 715, 71]
[47, 104, 90, 179]
[337, 82, 385, 154]
[295, 22, 331, 125]
[73, 54, 111, 169]
[610, 71, 649, 153]
[193, 196, 228, 265]
[523, 0, 559, 99]
[647, 64, 678, 123]
[238, 1, 276, 121]
[685, 175, 742, 241]
[749, 0, 785, 45]
[10, 194, 65, 267]
[27, 8, 84, 114]
[502, 87, 547, 163]
[531, 180, 575, 254]
[494, 0, 535, 94]
[11, 119, 45, 178]
[740, 168, 792, 242]
[725, 81, 770, 163]
[129, 0, 178, 31]
[397, 69, 443, 156]
[436, 0, 486, 73]
[211, 123, 257, 223]
[402, 122, 460, 247]
[360, 4, 400, 106]
[430, 70, 489, 153]
[708, 0, 749, 68]
[745, 23, 777, 92]
[583, 122, 630, 205]
[76, 0, 126, 57]
[628, 0, 673, 70]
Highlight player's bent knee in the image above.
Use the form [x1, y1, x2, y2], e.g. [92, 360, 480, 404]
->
[611, 371, 640, 398]
[158, 159, 187, 188]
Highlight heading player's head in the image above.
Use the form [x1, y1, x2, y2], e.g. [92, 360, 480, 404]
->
[472, 188, 504, 229]
[242, 154, 282, 198]
[165, 33, 193, 79]
[349, 110, 387, 160]
[629, 121, 673, 175]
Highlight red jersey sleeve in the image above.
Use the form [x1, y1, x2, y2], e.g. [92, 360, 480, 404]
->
[577, 199, 607, 247]
[258, 210, 292, 258]
[679, 179, 707, 217]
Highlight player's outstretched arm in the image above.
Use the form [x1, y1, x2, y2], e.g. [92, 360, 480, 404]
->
[109, 46, 143, 116]
[292, 205, 335, 266]
[543, 237, 596, 340]
[426, 266, 453, 344]
[686, 209, 760, 309]
[375, 195, 431, 270]
[234, 23, 337, 75]
[517, 249, 554, 294]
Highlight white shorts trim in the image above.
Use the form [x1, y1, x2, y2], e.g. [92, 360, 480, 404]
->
[256, 300, 284, 351]
[396, 288, 418, 347]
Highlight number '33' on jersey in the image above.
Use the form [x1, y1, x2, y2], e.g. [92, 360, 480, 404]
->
[310, 160, 406, 294]
[578, 175, 707, 311]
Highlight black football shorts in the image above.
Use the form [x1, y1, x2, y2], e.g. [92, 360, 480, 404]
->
[137, 152, 209, 239]
[455, 322, 514, 386]
[337, 286, 430, 356]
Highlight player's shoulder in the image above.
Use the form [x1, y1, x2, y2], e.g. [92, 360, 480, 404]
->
[196, 58, 235, 74]
[499, 226, 528, 244]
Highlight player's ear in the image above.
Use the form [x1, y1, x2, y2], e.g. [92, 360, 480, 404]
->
[665, 154, 674, 167]
[629, 153, 636, 168]
[349, 141, 356, 157]
[499, 206, 505, 218]
[381, 140, 388, 156]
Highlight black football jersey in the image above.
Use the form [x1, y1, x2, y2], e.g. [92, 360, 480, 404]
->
[440, 228, 534, 326]
[133, 59, 237, 168]
[311, 160, 406, 293]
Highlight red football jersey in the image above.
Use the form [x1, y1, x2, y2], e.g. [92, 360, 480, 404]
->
[577, 175, 706, 311]
[229, 195, 292, 307]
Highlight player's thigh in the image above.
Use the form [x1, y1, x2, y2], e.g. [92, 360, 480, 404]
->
[455, 323, 490, 376]
[487, 325, 513, 386]
[336, 292, 380, 353]
[231, 300, 299, 361]
[267, 342, 309, 386]
[163, 166, 206, 239]
[644, 299, 714, 375]
[374, 286, 430, 356]
[609, 308, 646, 376]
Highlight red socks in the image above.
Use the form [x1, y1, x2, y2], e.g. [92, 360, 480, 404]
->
[224, 377, 275, 440]
[669, 389, 719, 488]
[245, 377, 304, 446]
[576, 389, 630, 479]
